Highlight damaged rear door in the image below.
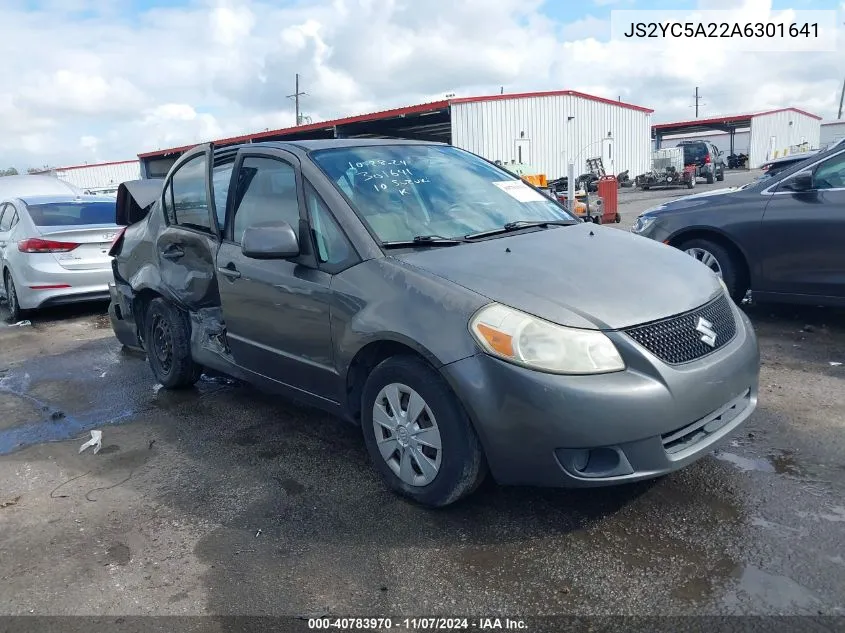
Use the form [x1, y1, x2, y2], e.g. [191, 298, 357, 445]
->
[156, 145, 221, 309]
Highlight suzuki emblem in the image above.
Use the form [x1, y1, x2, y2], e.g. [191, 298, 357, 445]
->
[696, 316, 717, 347]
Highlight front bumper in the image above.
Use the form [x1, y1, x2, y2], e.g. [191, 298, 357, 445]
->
[442, 301, 760, 487]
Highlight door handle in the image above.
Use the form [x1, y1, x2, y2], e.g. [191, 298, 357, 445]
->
[218, 263, 241, 279]
[161, 245, 185, 261]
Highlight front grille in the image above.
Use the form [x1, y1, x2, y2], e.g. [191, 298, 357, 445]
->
[624, 294, 736, 364]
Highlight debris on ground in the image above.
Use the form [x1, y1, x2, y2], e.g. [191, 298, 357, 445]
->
[200, 372, 236, 385]
[802, 325, 816, 333]
[1, 496, 21, 509]
[49, 410, 65, 421]
[830, 362, 842, 367]
[9, 320, 31, 327]
[79, 430, 103, 455]
[255, 529, 262, 538]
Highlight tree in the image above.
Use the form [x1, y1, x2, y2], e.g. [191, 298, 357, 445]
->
[0, 167, 19, 177]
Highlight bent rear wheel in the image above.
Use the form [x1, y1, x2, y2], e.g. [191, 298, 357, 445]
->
[144, 298, 201, 389]
[361, 356, 486, 507]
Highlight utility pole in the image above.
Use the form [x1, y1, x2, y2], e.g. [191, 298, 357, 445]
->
[838, 76, 844, 119]
[693, 87, 703, 118]
[287, 73, 308, 126]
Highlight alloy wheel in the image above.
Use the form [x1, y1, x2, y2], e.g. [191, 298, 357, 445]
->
[5, 275, 18, 318]
[372, 382, 442, 487]
[685, 247, 723, 277]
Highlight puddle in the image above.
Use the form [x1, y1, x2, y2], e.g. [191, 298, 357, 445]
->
[723, 565, 822, 610]
[797, 505, 845, 523]
[0, 370, 135, 455]
[713, 449, 805, 476]
[750, 517, 807, 536]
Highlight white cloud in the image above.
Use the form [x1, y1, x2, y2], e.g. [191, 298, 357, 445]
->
[0, 0, 841, 170]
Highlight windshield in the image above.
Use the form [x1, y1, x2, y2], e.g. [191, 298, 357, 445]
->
[26, 201, 116, 226]
[310, 144, 574, 242]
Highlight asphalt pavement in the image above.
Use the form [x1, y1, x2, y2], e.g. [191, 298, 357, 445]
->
[1, 169, 844, 622]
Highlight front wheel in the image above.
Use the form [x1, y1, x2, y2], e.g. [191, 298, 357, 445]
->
[144, 298, 202, 389]
[679, 238, 746, 302]
[361, 356, 487, 507]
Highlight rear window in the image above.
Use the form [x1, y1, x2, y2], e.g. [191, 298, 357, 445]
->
[26, 201, 115, 226]
[680, 143, 708, 164]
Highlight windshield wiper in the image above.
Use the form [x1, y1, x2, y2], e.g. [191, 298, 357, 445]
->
[381, 235, 467, 248]
[464, 220, 574, 240]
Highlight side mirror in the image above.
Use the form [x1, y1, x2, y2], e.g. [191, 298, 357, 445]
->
[241, 221, 300, 259]
[783, 172, 813, 192]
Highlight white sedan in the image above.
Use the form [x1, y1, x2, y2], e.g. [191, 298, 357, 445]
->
[0, 193, 119, 321]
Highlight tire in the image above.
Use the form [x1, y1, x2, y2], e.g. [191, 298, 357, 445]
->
[678, 238, 746, 302]
[642, 185, 650, 191]
[686, 176, 695, 189]
[3, 270, 26, 323]
[144, 298, 201, 389]
[706, 168, 715, 184]
[614, 213, 621, 223]
[716, 168, 725, 182]
[361, 355, 487, 507]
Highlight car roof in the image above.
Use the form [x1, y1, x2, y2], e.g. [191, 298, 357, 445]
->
[212, 138, 446, 156]
[17, 194, 116, 205]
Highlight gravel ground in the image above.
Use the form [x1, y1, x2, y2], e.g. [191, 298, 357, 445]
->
[1, 169, 844, 625]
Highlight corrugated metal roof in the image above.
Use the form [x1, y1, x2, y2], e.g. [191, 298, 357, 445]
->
[653, 107, 822, 131]
[138, 90, 654, 160]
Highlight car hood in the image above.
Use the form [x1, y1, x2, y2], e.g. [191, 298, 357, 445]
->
[643, 185, 749, 217]
[393, 223, 722, 330]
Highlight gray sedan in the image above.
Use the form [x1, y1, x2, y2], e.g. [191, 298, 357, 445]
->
[108, 140, 759, 506]
[632, 142, 845, 307]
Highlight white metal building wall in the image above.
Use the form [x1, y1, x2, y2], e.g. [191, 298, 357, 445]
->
[659, 131, 750, 153]
[450, 95, 652, 180]
[748, 111, 821, 169]
[820, 121, 845, 149]
[54, 161, 141, 189]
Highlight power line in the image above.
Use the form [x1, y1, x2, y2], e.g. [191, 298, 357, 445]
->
[838, 76, 844, 120]
[286, 73, 308, 126]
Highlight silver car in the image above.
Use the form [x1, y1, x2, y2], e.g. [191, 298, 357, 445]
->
[0, 193, 119, 321]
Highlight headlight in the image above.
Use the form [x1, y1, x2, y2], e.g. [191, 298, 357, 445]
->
[469, 303, 625, 374]
[631, 215, 657, 234]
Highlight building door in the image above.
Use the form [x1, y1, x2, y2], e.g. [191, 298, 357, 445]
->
[514, 139, 531, 165]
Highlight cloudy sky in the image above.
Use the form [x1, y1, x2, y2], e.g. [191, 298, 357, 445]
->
[1, 0, 843, 170]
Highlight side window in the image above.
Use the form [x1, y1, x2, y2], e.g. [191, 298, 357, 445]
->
[0, 205, 10, 232]
[232, 157, 299, 244]
[813, 153, 845, 190]
[212, 160, 234, 229]
[170, 154, 212, 232]
[304, 182, 352, 267]
[162, 182, 176, 224]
